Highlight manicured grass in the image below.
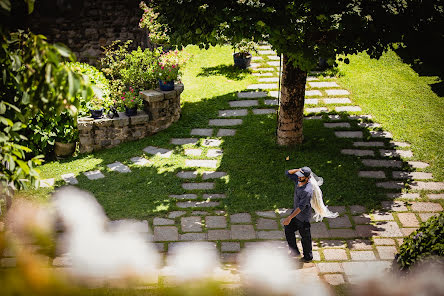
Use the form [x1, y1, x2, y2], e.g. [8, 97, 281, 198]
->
[17, 45, 442, 219]
[337, 50, 444, 181]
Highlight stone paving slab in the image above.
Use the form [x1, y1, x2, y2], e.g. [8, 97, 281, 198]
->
[208, 229, 231, 240]
[267, 61, 280, 67]
[257, 231, 284, 239]
[306, 107, 328, 113]
[221, 242, 241, 252]
[219, 109, 248, 117]
[252, 72, 273, 76]
[376, 246, 397, 260]
[254, 67, 274, 72]
[61, 173, 78, 185]
[335, 106, 362, 112]
[252, 108, 275, 115]
[256, 211, 277, 218]
[418, 213, 437, 221]
[180, 233, 207, 241]
[107, 162, 131, 173]
[323, 249, 348, 261]
[176, 201, 220, 208]
[267, 55, 280, 60]
[409, 181, 444, 191]
[190, 128, 213, 136]
[206, 216, 227, 228]
[182, 182, 214, 190]
[202, 139, 222, 147]
[353, 141, 385, 147]
[230, 213, 252, 223]
[410, 202, 443, 212]
[392, 171, 433, 180]
[168, 194, 198, 200]
[341, 149, 375, 157]
[207, 149, 223, 157]
[130, 157, 151, 166]
[247, 83, 277, 90]
[428, 193, 444, 200]
[83, 170, 105, 180]
[358, 171, 386, 178]
[372, 212, 394, 221]
[217, 129, 236, 137]
[252, 56, 263, 61]
[327, 216, 352, 228]
[249, 62, 261, 68]
[349, 115, 372, 120]
[335, 131, 363, 138]
[374, 221, 404, 237]
[176, 171, 199, 179]
[342, 261, 391, 277]
[309, 81, 339, 88]
[397, 213, 419, 227]
[153, 218, 175, 226]
[171, 138, 199, 145]
[185, 159, 218, 168]
[316, 262, 344, 273]
[192, 211, 209, 215]
[350, 251, 377, 261]
[229, 100, 259, 108]
[381, 200, 408, 211]
[305, 99, 319, 104]
[373, 238, 395, 245]
[202, 171, 227, 180]
[181, 216, 202, 232]
[264, 99, 278, 106]
[324, 122, 351, 128]
[143, 146, 173, 158]
[357, 122, 382, 128]
[202, 194, 227, 199]
[305, 116, 323, 120]
[154, 226, 178, 241]
[311, 222, 330, 238]
[258, 50, 275, 55]
[39, 178, 55, 187]
[376, 181, 405, 189]
[361, 159, 402, 168]
[407, 161, 430, 168]
[325, 89, 349, 96]
[387, 192, 420, 200]
[349, 205, 366, 214]
[347, 239, 373, 250]
[328, 229, 358, 238]
[390, 141, 411, 147]
[323, 274, 345, 286]
[269, 91, 279, 97]
[323, 98, 352, 104]
[231, 225, 256, 240]
[328, 115, 342, 120]
[237, 91, 268, 98]
[184, 149, 202, 156]
[258, 77, 279, 82]
[370, 131, 393, 138]
[305, 90, 323, 96]
[379, 149, 413, 158]
[209, 119, 243, 126]
[352, 216, 370, 225]
[256, 218, 279, 230]
[168, 211, 186, 218]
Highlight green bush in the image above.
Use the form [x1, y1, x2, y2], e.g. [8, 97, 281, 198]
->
[120, 47, 161, 90]
[396, 212, 444, 271]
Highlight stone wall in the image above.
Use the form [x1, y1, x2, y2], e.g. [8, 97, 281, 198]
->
[78, 84, 183, 153]
[25, 0, 148, 64]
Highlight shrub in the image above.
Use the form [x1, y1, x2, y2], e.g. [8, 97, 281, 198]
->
[116, 86, 143, 110]
[139, 1, 170, 46]
[154, 49, 192, 82]
[396, 212, 444, 271]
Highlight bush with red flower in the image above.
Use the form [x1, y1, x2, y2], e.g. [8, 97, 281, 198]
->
[117, 86, 143, 110]
[154, 50, 192, 83]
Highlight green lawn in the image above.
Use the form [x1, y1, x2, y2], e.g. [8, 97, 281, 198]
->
[18, 45, 443, 219]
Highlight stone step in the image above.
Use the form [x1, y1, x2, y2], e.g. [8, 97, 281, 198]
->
[358, 122, 381, 128]
[249, 62, 261, 68]
[305, 90, 323, 96]
[305, 99, 319, 105]
[169, 194, 198, 200]
[170, 138, 199, 145]
[130, 157, 151, 166]
[143, 146, 173, 158]
[349, 115, 372, 120]
[258, 50, 275, 55]
[254, 67, 275, 72]
[376, 181, 405, 189]
[237, 91, 267, 98]
[176, 201, 220, 208]
[358, 171, 386, 178]
[328, 115, 342, 120]
[324, 122, 351, 128]
[306, 107, 328, 113]
[252, 109, 275, 115]
[305, 116, 323, 120]
[334, 131, 363, 138]
[176, 171, 198, 179]
[61, 173, 78, 185]
[308, 81, 339, 88]
[379, 149, 413, 158]
[407, 161, 430, 169]
[353, 141, 385, 147]
[203, 193, 227, 199]
[153, 218, 175, 226]
[84, 170, 105, 180]
[247, 84, 277, 90]
[387, 193, 420, 200]
[341, 149, 375, 157]
[217, 129, 236, 137]
[209, 119, 243, 126]
[267, 55, 280, 60]
[202, 172, 227, 180]
[264, 99, 278, 105]
[219, 109, 248, 117]
[190, 128, 213, 136]
[323, 98, 351, 104]
[252, 72, 273, 76]
[258, 77, 279, 82]
[107, 162, 131, 173]
[370, 131, 393, 139]
[267, 61, 280, 67]
[258, 45, 272, 50]
[185, 159, 218, 168]
[252, 56, 262, 61]
[325, 89, 349, 96]
[182, 182, 215, 190]
[390, 141, 411, 148]
[184, 149, 202, 156]
[335, 106, 362, 112]
[207, 149, 223, 157]
[39, 178, 55, 188]
[202, 139, 222, 147]
[361, 159, 402, 168]
[229, 100, 258, 107]
[392, 171, 433, 180]
[409, 182, 444, 191]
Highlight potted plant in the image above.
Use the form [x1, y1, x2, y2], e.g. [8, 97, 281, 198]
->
[54, 112, 78, 158]
[119, 86, 143, 116]
[154, 50, 191, 91]
[233, 39, 257, 69]
[87, 95, 105, 119]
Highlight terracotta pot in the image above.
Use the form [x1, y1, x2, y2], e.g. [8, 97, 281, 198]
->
[54, 141, 76, 158]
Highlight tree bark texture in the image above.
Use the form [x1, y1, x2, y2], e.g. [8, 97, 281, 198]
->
[277, 55, 307, 146]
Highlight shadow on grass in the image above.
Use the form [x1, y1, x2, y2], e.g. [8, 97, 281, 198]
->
[197, 64, 252, 80]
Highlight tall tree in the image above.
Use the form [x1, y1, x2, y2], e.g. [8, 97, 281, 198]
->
[150, 0, 407, 145]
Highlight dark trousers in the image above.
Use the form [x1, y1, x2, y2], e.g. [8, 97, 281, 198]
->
[284, 217, 313, 260]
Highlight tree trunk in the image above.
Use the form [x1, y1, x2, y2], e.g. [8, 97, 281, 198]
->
[277, 54, 307, 146]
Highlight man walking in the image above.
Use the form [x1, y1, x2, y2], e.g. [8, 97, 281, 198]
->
[282, 166, 313, 262]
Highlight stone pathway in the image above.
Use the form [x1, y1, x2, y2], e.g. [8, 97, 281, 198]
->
[26, 44, 444, 287]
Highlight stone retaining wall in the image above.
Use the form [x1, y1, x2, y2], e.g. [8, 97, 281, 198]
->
[77, 84, 183, 153]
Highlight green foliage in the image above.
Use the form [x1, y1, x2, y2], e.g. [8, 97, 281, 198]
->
[0, 29, 93, 190]
[139, 1, 170, 45]
[396, 212, 444, 271]
[154, 49, 192, 82]
[232, 39, 257, 57]
[116, 86, 143, 110]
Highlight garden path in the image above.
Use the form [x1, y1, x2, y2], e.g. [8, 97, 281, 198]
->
[26, 44, 444, 286]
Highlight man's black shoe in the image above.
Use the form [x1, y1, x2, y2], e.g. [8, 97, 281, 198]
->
[301, 257, 313, 263]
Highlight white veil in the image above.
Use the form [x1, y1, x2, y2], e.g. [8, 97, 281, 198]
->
[310, 172, 339, 222]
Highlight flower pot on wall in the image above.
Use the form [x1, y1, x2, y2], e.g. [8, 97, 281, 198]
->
[54, 141, 76, 158]
[233, 52, 252, 69]
[125, 106, 137, 117]
[90, 108, 103, 119]
[159, 80, 175, 91]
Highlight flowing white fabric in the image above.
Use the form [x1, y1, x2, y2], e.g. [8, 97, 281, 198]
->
[309, 172, 339, 222]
